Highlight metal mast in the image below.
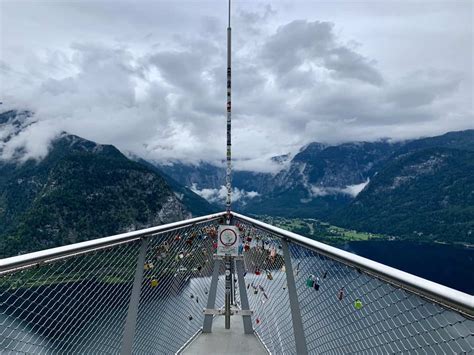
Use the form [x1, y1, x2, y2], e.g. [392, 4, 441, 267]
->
[225, 0, 232, 223]
[224, 0, 233, 330]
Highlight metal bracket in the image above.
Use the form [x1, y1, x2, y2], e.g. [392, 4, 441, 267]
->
[213, 254, 244, 260]
[203, 308, 253, 316]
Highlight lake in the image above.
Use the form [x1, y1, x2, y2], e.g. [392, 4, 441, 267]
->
[341, 240, 474, 295]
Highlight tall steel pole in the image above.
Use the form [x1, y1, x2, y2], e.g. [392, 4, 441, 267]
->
[225, 0, 232, 224]
[224, 0, 233, 330]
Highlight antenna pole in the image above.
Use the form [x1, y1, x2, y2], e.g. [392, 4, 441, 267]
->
[225, 0, 232, 223]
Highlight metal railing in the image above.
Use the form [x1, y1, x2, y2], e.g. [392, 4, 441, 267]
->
[233, 213, 474, 354]
[1, 212, 473, 354]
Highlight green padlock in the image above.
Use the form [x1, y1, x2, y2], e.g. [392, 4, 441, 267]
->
[306, 275, 315, 288]
[354, 298, 363, 310]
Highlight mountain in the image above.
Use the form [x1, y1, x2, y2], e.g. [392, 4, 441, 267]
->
[155, 161, 274, 205]
[156, 141, 403, 216]
[333, 147, 474, 244]
[240, 140, 402, 218]
[135, 159, 219, 216]
[0, 111, 215, 257]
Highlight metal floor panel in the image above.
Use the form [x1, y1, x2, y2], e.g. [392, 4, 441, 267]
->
[181, 315, 267, 355]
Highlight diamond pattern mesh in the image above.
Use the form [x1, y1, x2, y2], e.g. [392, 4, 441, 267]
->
[1, 214, 473, 354]
[234, 216, 474, 355]
[0, 218, 222, 354]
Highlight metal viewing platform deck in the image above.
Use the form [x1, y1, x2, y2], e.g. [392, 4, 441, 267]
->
[1, 212, 473, 354]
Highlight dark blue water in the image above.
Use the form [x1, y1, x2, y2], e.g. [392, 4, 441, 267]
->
[341, 240, 474, 295]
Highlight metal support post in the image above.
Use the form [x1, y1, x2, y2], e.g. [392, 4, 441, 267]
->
[281, 239, 308, 354]
[235, 258, 253, 334]
[202, 258, 222, 333]
[120, 237, 149, 355]
[224, 255, 231, 329]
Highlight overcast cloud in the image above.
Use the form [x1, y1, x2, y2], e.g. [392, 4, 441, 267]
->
[1, 0, 472, 172]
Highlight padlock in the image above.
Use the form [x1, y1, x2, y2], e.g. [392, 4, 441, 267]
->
[247, 236, 252, 242]
[150, 279, 159, 287]
[244, 243, 250, 252]
[144, 263, 150, 271]
[354, 298, 363, 310]
[338, 288, 344, 301]
[254, 288, 258, 295]
[255, 268, 261, 276]
[188, 315, 193, 321]
[266, 271, 273, 280]
[306, 275, 315, 288]
[323, 271, 328, 279]
[314, 277, 320, 291]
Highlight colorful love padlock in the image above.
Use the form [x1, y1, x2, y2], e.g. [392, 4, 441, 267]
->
[338, 288, 344, 301]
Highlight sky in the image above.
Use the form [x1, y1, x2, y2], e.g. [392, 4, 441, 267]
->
[1, 0, 473, 172]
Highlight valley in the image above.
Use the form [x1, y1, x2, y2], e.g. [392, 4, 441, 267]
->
[253, 215, 387, 245]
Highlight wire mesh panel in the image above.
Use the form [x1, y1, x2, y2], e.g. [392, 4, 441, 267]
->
[0, 241, 141, 354]
[288, 242, 474, 354]
[131, 220, 224, 354]
[236, 220, 296, 354]
[0, 217, 225, 354]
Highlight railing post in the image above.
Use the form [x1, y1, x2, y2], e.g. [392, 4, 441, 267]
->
[120, 237, 149, 355]
[235, 258, 253, 334]
[202, 258, 222, 333]
[281, 239, 308, 354]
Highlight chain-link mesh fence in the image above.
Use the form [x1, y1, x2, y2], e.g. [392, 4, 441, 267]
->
[234, 215, 473, 354]
[0, 217, 223, 354]
[236, 220, 296, 354]
[289, 242, 474, 354]
[0, 241, 140, 354]
[1, 213, 473, 354]
[131, 221, 225, 354]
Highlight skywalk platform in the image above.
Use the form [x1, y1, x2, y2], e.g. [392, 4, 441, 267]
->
[181, 315, 267, 355]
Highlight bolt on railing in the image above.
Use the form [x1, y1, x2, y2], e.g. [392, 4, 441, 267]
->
[1, 212, 473, 354]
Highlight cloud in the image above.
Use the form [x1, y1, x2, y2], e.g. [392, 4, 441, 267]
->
[190, 183, 259, 204]
[1, 1, 472, 169]
[310, 179, 369, 198]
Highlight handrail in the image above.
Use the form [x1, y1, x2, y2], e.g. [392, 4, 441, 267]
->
[2, 210, 472, 316]
[231, 212, 474, 317]
[0, 212, 226, 275]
